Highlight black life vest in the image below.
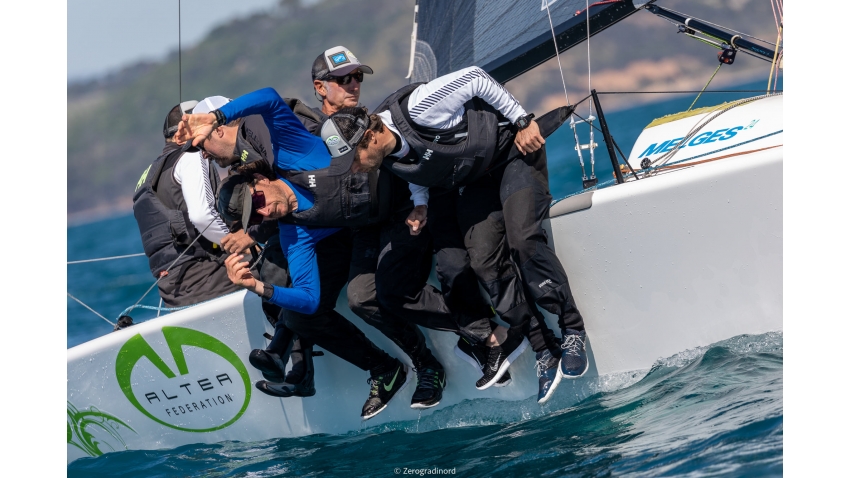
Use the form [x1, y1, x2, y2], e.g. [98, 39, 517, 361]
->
[273, 99, 396, 228]
[278, 166, 395, 228]
[284, 97, 327, 136]
[375, 83, 512, 190]
[133, 143, 223, 278]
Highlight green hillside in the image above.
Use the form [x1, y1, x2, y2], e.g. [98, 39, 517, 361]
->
[67, 0, 780, 220]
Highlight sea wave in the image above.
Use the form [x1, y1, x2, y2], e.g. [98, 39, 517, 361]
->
[69, 332, 782, 477]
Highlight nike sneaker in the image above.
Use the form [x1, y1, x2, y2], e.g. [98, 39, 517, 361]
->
[361, 359, 410, 420]
[535, 349, 562, 404]
[410, 357, 446, 409]
[454, 338, 511, 387]
[475, 331, 528, 390]
[559, 329, 589, 379]
[248, 349, 288, 383]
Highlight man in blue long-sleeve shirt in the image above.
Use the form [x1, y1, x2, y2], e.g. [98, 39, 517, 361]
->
[177, 87, 416, 420]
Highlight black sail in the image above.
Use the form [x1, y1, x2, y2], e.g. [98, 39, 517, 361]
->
[410, 0, 648, 84]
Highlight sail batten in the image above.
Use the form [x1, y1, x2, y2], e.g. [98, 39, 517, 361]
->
[410, 0, 647, 84]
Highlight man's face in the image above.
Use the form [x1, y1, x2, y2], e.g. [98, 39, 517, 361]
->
[200, 126, 238, 167]
[315, 69, 362, 113]
[251, 175, 293, 220]
[352, 137, 384, 173]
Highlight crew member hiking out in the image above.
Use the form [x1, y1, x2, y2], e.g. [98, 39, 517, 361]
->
[322, 66, 589, 403]
[198, 46, 373, 399]
[177, 83, 432, 419]
[132, 101, 240, 308]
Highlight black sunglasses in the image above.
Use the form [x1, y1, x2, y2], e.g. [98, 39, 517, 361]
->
[324, 71, 364, 85]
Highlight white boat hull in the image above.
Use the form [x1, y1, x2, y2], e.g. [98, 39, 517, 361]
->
[67, 97, 782, 464]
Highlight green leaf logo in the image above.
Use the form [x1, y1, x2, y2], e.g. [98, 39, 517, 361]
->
[67, 402, 136, 457]
[115, 326, 252, 433]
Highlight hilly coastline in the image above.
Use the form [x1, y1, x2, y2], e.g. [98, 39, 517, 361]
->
[67, 0, 780, 223]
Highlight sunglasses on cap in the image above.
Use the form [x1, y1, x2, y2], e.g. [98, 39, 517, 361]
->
[324, 71, 364, 85]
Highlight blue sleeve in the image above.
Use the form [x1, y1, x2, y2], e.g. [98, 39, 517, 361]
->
[266, 224, 341, 315]
[218, 87, 326, 167]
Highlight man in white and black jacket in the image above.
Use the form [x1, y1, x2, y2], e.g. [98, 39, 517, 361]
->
[322, 66, 589, 404]
[132, 101, 240, 308]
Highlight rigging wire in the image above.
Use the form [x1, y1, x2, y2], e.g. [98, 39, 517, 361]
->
[544, 1, 592, 183]
[178, 0, 182, 106]
[67, 292, 116, 327]
[124, 216, 219, 317]
[67, 252, 146, 265]
[584, 0, 597, 182]
[596, 90, 782, 94]
[544, 1, 572, 107]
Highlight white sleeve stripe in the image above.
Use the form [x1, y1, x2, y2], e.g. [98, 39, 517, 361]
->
[408, 71, 484, 119]
[408, 68, 521, 123]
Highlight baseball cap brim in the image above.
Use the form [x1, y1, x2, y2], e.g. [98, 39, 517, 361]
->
[217, 175, 255, 231]
[327, 64, 374, 77]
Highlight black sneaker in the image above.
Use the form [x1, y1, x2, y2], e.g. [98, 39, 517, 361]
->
[535, 349, 562, 404]
[361, 360, 410, 420]
[454, 338, 512, 387]
[410, 357, 446, 409]
[248, 349, 288, 383]
[255, 347, 317, 398]
[475, 332, 528, 390]
[559, 329, 589, 379]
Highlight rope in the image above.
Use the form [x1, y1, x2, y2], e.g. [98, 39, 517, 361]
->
[67, 252, 146, 265]
[67, 292, 116, 327]
[650, 94, 777, 173]
[687, 64, 723, 112]
[767, 25, 783, 93]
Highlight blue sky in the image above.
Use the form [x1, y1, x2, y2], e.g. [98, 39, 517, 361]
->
[67, 0, 283, 82]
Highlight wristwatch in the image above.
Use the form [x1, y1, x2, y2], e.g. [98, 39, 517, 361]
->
[514, 113, 535, 130]
[212, 109, 227, 127]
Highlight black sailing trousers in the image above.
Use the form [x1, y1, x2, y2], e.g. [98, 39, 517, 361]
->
[430, 146, 585, 353]
[267, 229, 394, 372]
[366, 208, 495, 346]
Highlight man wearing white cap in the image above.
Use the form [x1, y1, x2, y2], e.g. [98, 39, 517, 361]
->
[131, 100, 239, 308]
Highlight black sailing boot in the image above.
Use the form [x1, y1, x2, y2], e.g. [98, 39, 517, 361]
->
[255, 340, 319, 398]
[250, 324, 297, 382]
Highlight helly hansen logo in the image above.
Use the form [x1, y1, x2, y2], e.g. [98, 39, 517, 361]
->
[539, 279, 553, 288]
[422, 149, 433, 160]
[308, 175, 317, 188]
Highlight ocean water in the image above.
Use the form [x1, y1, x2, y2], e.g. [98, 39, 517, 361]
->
[67, 332, 782, 477]
[67, 81, 782, 475]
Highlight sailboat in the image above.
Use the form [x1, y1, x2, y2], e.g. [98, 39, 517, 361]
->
[67, 0, 782, 464]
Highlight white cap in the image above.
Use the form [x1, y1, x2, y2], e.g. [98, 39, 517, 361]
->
[193, 95, 232, 114]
